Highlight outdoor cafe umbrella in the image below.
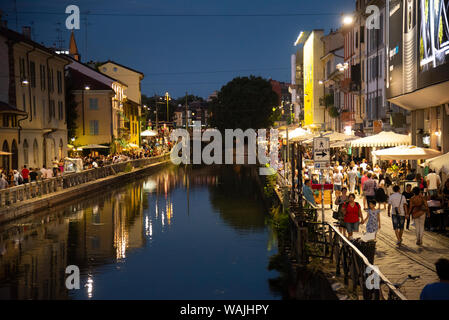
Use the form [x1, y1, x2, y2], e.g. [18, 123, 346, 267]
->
[371, 145, 442, 161]
[350, 131, 411, 148]
[421, 152, 449, 174]
[141, 129, 158, 137]
[79, 144, 110, 149]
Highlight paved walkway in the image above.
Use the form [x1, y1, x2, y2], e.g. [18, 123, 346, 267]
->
[321, 196, 448, 300]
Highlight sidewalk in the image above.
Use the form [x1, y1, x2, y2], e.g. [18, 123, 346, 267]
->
[321, 196, 447, 300]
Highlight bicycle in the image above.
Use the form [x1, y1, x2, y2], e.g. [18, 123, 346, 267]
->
[383, 274, 420, 300]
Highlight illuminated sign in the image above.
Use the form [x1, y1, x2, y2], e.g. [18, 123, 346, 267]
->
[387, 0, 449, 99]
[304, 32, 314, 126]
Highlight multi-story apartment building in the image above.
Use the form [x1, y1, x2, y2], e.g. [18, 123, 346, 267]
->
[98, 61, 144, 147]
[0, 24, 69, 170]
[65, 32, 128, 150]
[321, 29, 345, 132]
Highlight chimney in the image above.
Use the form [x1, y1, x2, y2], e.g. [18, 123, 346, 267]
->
[22, 26, 31, 39]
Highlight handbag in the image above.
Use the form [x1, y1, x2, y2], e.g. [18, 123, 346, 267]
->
[411, 196, 427, 219]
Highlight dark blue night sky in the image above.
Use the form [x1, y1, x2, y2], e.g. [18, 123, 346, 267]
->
[1, 0, 355, 98]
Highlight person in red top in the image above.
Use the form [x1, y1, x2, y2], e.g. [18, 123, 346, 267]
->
[21, 165, 30, 184]
[342, 193, 364, 240]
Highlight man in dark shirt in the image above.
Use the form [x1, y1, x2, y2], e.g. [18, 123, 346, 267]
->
[402, 184, 414, 230]
[421, 258, 449, 300]
[29, 168, 38, 182]
[406, 168, 416, 181]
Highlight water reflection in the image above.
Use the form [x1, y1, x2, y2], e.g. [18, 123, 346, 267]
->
[0, 165, 279, 300]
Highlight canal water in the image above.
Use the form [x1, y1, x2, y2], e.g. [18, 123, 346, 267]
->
[0, 165, 281, 300]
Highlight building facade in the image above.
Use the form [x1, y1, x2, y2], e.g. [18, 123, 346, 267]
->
[0, 25, 69, 170]
[98, 61, 144, 147]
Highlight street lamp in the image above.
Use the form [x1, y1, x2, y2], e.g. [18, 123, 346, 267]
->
[164, 92, 171, 122]
[343, 15, 354, 25]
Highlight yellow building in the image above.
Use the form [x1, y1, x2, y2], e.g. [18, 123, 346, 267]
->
[66, 33, 129, 151]
[303, 30, 325, 129]
[67, 68, 115, 146]
[0, 25, 69, 170]
[98, 61, 144, 147]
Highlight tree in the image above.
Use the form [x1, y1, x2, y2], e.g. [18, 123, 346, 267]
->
[141, 94, 176, 124]
[209, 76, 279, 131]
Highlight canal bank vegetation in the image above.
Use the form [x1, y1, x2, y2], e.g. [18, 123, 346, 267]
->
[260, 172, 353, 300]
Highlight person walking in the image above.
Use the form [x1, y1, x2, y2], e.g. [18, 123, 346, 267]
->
[341, 193, 364, 240]
[303, 179, 316, 207]
[420, 258, 449, 300]
[363, 173, 377, 210]
[333, 169, 343, 197]
[407, 187, 430, 246]
[363, 199, 381, 238]
[426, 170, 441, 198]
[388, 185, 408, 245]
[335, 187, 349, 237]
[402, 184, 414, 230]
[347, 167, 357, 194]
[375, 175, 388, 210]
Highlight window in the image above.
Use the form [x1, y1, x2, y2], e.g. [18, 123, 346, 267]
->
[89, 120, 99, 135]
[57, 70, 62, 93]
[40, 65, 46, 90]
[19, 57, 26, 80]
[58, 101, 63, 120]
[33, 139, 39, 166]
[48, 68, 54, 92]
[89, 98, 99, 110]
[23, 140, 29, 165]
[30, 61, 36, 88]
[2, 115, 9, 127]
[33, 96, 36, 118]
[49, 100, 55, 120]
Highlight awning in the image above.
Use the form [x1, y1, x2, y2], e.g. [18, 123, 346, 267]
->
[372, 145, 442, 161]
[350, 131, 411, 148]
[422, 152, 449, 175]
[141, 129, 158, 137]
[280, 127, 317, 141]
[304, 131, 356, 144]
[79, 144, 110, 149]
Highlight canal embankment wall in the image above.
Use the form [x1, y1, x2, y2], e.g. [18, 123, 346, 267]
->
[0, 154, 172, 224]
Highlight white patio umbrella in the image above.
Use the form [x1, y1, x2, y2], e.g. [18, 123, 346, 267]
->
[280, 127, 317, 141]
[79, 144, 110, 149]
[141, 129, 158, 137]
[371, 145, 442, 161]
[422, 152, 449, 174]
[350, 131, 411, 147]
[304, 131, 356, 144]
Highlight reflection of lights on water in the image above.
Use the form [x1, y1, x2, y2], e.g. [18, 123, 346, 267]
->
[161, 211, 165, 226]
[145, 216, 153, 238]
[166, 201, 173, 226]
[143, 180, 157, 192]
[85, 276, 94, 299]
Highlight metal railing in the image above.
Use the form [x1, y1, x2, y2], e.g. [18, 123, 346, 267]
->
[0, 153, 170, 207]
[299, 219, 407, 300]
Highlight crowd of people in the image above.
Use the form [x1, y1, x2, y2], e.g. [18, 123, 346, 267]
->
[298, 158, 449, 246]
[0, 139, 174, 190]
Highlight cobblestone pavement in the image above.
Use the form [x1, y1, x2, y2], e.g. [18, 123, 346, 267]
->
[321, 196, 449, 300]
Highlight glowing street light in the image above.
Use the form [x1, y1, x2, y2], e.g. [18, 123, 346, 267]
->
[343, 15, 354, 25]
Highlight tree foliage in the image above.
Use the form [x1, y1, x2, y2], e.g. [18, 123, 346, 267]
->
[209, 76, 279, 131]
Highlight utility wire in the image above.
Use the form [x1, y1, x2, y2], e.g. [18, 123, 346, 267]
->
[4, 11, 341, 17]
